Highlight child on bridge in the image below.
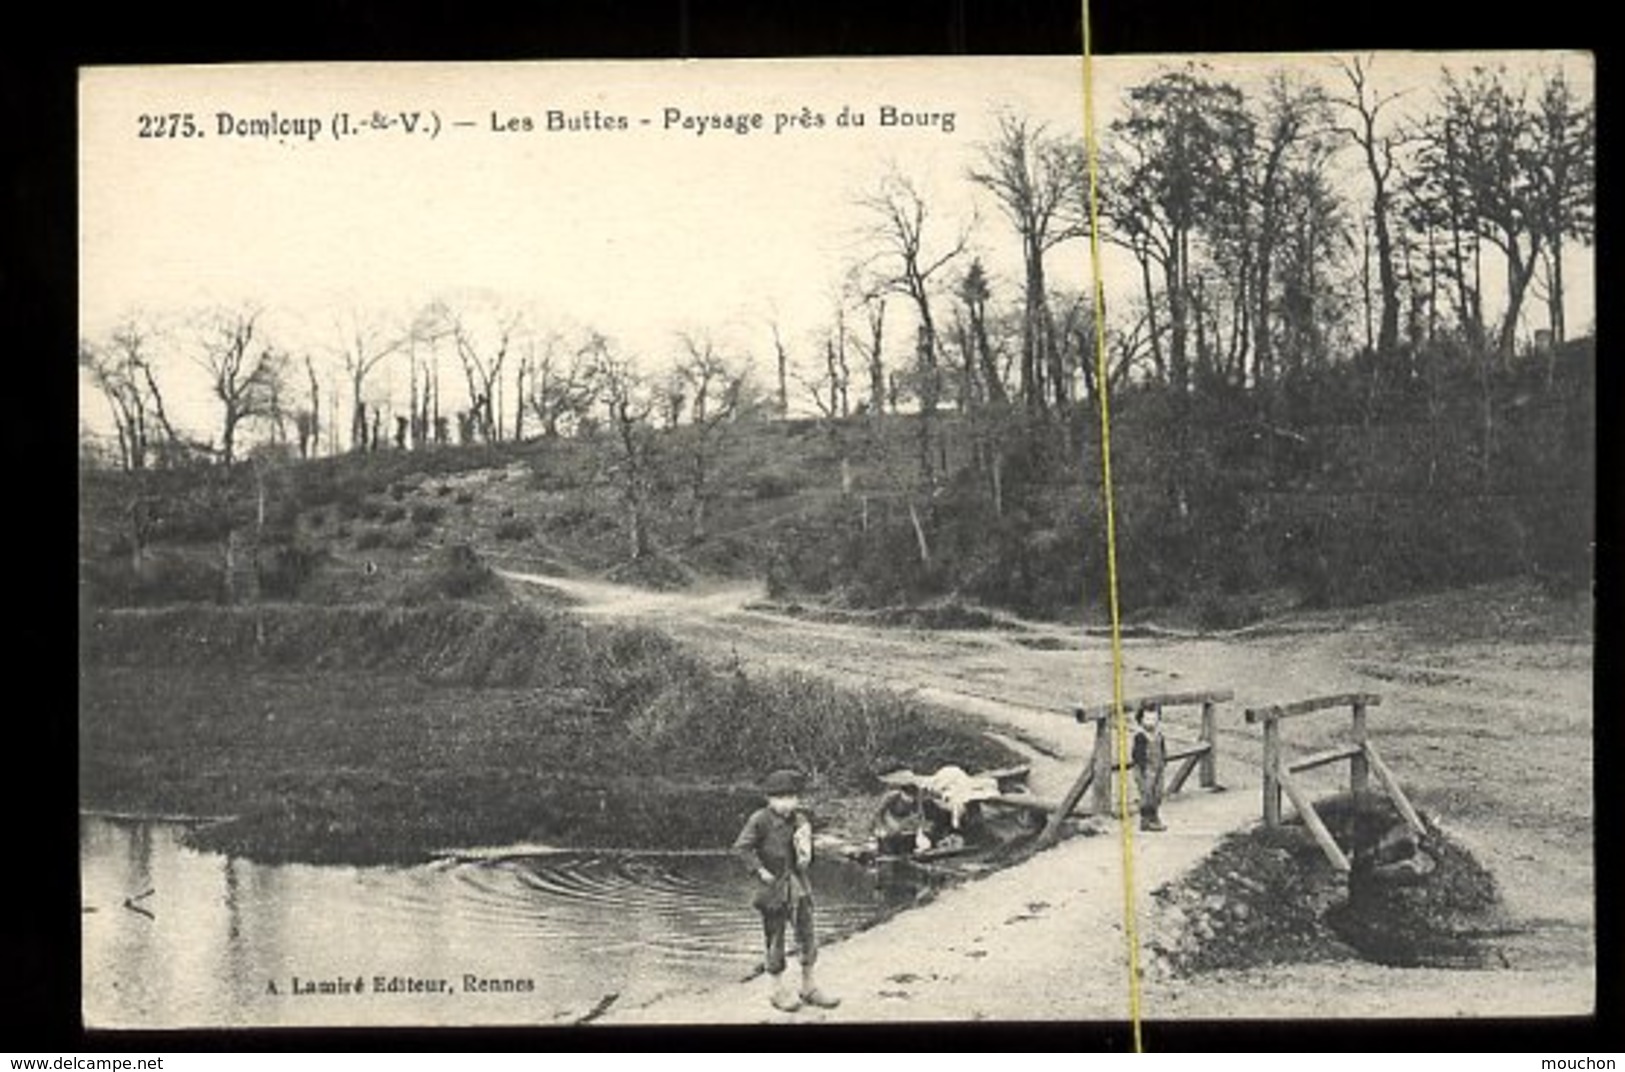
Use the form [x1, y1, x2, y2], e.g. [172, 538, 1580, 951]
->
[1133, 704, 1169, 832]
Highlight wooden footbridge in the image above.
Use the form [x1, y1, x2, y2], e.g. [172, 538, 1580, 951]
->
[1006, 687, 1424, 872]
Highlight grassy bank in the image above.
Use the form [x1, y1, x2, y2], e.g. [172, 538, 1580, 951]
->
[80, 603, 1018, 864]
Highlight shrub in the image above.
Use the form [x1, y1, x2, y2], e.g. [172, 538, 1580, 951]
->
[381, 505, 407, 524]
[354, 528, 388, 551]
[332, 488, 366, 521]
[1194, 593, 1264, 632]
[748, 470, 802, 500]
[155, 507, 234, 545]
[81, 554, 226, 607]
[257, 545, 327, 600]
[494, 518, 534, 541]
[412, 503, 447, 525]
[434, 484, 452, 498]
[401, 543, 501, 604]
[454, 491, 474, 506]
[307, 511, 326, 529]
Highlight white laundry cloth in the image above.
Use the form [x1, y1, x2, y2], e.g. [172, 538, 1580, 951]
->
[922, 765, 1000, 828]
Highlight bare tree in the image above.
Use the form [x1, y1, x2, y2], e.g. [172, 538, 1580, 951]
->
[1428, 66, 1554, 361]
[1251, 73, 1332, 386]
[1103, 65, 1251, 398]
[766, 313, 791, 418]
[956, 258, 1006, 406]
[1334, 56, 1407, 360]
[333, 308, 406, 453]
[584, 334, 657, 560]
[80, 336, 149, 472]
[858, 168, 970, 484]
[968, 113, 1088, 409]
[674, 332, 747, 538]
[291, 355, 322, 458]
[80, 316, 196, 471]
[841, 269, 890, 417]
[430, 298, 522, 443]
[1530, 67, 1594, 350]
[523, 331, 600, 438]
[193, 305, 285, 467]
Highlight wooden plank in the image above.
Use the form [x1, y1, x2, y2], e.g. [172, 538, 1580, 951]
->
[1277, 769, 1351, 872]
[1167, 751, 1202, 795]
[1363, 742, 1426, 837]
[1075, 689, 1235, 721]
[1245, 693, 1382, 723]
[1286, 745, 1363, 773]
[1164, 743, 1212, 764]
[982, 793, 1063, 814]
[1036, 762, 1097, 848]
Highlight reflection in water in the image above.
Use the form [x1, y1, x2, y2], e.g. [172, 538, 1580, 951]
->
[81, 817, 902, 1027]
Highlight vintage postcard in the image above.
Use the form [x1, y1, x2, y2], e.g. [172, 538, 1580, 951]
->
[78, 53, 1594, 1029]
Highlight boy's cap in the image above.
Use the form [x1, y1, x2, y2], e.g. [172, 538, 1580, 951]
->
[761, 768, 806, 795]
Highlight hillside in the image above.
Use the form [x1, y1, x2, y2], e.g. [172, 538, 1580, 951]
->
[79, 336, 1593, 627]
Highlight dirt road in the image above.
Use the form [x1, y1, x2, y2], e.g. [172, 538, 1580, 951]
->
[500, 568, 1595, 1022]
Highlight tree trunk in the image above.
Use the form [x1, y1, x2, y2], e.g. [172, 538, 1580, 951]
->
[971, 298, 1005, 406]
[1497, 237, 1541, 362]
[222, 527, 237, 605]
[1549, 235, 1566, 346]
[1140, 253, 1165, 384]
[351, 377, 368, 453]
[1168, 229, 1190, 396]
[1361, 219, 1375, 353]
[991, 450, 1004, 518]
[221, 411, 239, 468]
[775, 336, 789, 417]
[1372, 191, 1400, 356]
[907, 500, 931, 566]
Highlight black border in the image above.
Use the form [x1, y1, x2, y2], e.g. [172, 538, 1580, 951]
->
[13, 0, 1615, 1053]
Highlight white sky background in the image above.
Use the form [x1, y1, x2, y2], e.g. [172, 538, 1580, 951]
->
[79, 52, 1594, 445]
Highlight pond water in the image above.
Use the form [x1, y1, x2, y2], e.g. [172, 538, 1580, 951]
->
[80, 816, 909, 1027]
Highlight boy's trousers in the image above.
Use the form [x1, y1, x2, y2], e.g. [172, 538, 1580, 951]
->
[760, 896, 818, 975]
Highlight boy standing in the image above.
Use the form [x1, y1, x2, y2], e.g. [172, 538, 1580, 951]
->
[732, 767, 841, 1012]
[1131, 703, 1168, 832]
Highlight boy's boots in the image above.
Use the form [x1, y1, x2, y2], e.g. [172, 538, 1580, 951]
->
[799, 964, 841, 1009]
[769, 972, 801, 1012]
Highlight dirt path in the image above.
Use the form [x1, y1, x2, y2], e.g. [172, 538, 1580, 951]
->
[499, 569, 1595, 1022]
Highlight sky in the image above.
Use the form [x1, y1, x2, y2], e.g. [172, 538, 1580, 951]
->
[79, 52, 1594, 446]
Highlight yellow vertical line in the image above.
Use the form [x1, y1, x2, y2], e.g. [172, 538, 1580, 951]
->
[1079, 0, 1145, 1052]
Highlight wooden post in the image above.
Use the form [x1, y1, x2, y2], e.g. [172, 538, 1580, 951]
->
[1349, 698, 1370, 801]
[1199, 699, 1217, 788]
[1092, 714, 1115, 817]
[1261, 710, 1282, 827]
